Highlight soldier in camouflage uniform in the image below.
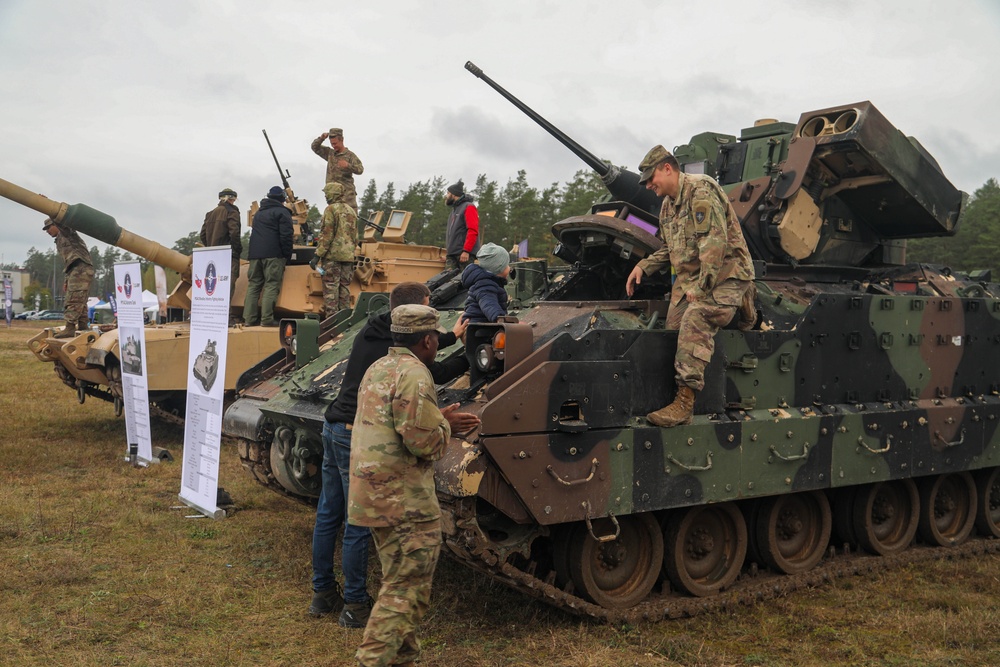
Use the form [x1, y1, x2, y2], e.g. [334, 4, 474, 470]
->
[200, 188, 242, 313]
[44, 218, 95, 338]
[310, 182, 358, 317]
[311, 127, 364, 212]
[625, 145, 755, 427]
[348, 304, 480, 667]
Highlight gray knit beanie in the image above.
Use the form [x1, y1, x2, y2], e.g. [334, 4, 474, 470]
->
[476, 243, 509, 275]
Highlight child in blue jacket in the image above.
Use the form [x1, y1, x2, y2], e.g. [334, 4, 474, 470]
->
[461, 242, 510, 323]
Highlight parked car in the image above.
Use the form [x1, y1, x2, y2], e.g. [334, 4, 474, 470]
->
[27, 310, 56, 320]
[15, 310, 37, 320]
[37, 311, 65, 321]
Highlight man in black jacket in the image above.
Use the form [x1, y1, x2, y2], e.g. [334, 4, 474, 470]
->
[243, 186, 293, 326]
[309, 281, 468, 628]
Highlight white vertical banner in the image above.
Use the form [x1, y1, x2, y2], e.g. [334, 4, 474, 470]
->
[3, 276, 12, 327]
[113, 262, 154, 465]
[154, 265, 168, 322]
[179, 247, 231, 519]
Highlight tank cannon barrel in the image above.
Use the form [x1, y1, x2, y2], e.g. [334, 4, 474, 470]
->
[464, 62, 661, 215]
[0, 176, 191, 277]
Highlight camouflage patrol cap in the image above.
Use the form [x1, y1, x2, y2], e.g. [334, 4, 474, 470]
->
[390, 304, 447, 335]
[218, 188, 238, 198]
[42, 217, 56, 229]
[328, 127, 343, 137]
[637, 145, 673, 184]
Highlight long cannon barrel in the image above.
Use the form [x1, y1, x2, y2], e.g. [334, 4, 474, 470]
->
[465, 61, 661, 215]
[0, 177, 192, 278]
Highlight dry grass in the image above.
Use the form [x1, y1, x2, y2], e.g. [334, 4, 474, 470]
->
[2, 321, 1000, 666]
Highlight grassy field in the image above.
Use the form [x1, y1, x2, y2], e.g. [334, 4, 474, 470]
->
[2, 321, 1000, 666]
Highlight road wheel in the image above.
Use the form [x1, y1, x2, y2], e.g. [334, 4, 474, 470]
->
[567, 513, 662, 609]
[852, 480, 919, 555]
[755, 491, 831, 574]
[663, 503, 747, 597]
[974, 467, 1000, 538]
[918, 472, 977, 547]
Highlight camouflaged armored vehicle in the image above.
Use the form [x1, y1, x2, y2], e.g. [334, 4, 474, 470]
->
[223, 64, 1000, 620]
[1, 176, 446, 422]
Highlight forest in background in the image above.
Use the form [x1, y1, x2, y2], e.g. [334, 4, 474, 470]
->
[6, 173, 1000, 310]
[5, 169, 606, 309]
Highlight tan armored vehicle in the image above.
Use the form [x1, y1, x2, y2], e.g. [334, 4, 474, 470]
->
[3, 177, 445, 421]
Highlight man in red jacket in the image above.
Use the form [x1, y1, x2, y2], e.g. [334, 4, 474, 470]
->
[443, 179, 479, 270]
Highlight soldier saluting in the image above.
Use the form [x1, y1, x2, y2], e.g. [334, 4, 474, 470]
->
[625, 145, 755, 427]
[311, 127, 364, 212]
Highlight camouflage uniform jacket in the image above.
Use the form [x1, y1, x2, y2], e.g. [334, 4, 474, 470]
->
[200, 202, 242, 258]
[55, 228, 93, 272]
[636, 172, 754, 306]
[315, 201, 358, 263]
[310, 136, 364, 192]
[348, 347, 451, 528]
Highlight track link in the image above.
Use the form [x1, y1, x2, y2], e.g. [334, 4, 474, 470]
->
[444, 509, 1000, 623]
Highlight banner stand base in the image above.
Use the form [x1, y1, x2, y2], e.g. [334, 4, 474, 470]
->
[177, 494, 226, 520]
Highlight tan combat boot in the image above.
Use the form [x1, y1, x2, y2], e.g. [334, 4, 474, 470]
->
[647, 385, 696, 427]
[53, 323, 77, 339]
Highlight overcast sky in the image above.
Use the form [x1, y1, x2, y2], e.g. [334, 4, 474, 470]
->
[2, 0, 999, 266]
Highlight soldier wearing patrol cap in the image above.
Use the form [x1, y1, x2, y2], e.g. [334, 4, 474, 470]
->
[311, 127, 364, 212]
[625, 145, 755, 427]
[200, 188, 242, 311]
[348, 304, 480, 667]
[43, 217, 95, 338]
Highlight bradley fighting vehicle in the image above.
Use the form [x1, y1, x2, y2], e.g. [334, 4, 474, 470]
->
[224, 62, 1000, 620]
[7, 135, 445, 423]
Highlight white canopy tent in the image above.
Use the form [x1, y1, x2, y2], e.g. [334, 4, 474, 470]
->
[93, 289, 160, 319]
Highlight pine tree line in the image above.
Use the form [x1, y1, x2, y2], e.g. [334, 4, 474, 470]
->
[11, 175, 1000, 306]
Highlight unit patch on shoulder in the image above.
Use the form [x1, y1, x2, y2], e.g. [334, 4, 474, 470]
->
[693, 201, 711, 234]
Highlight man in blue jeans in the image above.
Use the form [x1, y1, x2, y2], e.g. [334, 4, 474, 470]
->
[310, 281, 469, 627]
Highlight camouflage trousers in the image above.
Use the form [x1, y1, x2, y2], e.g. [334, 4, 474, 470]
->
[356, 520, 441, 667]
[666, 279, 750, 391]
[64, 262, 95, 329]
[341, 184, 359, 212]
[321, 259, 354, 317]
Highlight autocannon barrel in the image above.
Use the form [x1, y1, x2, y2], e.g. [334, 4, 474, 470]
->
[465, 61, 661, 215]
[0, 176, 191, 277]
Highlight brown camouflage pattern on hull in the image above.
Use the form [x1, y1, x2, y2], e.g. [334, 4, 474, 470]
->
[430, 273, 1000, 609]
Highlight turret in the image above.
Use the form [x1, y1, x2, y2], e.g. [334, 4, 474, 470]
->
[464, 64, 966, 269]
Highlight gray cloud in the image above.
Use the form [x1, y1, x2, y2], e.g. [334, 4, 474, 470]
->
[2, 0, 999, 267]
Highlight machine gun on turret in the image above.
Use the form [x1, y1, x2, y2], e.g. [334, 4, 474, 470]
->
[256, 130, 313, 242]
[263, 129, 294, 199]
